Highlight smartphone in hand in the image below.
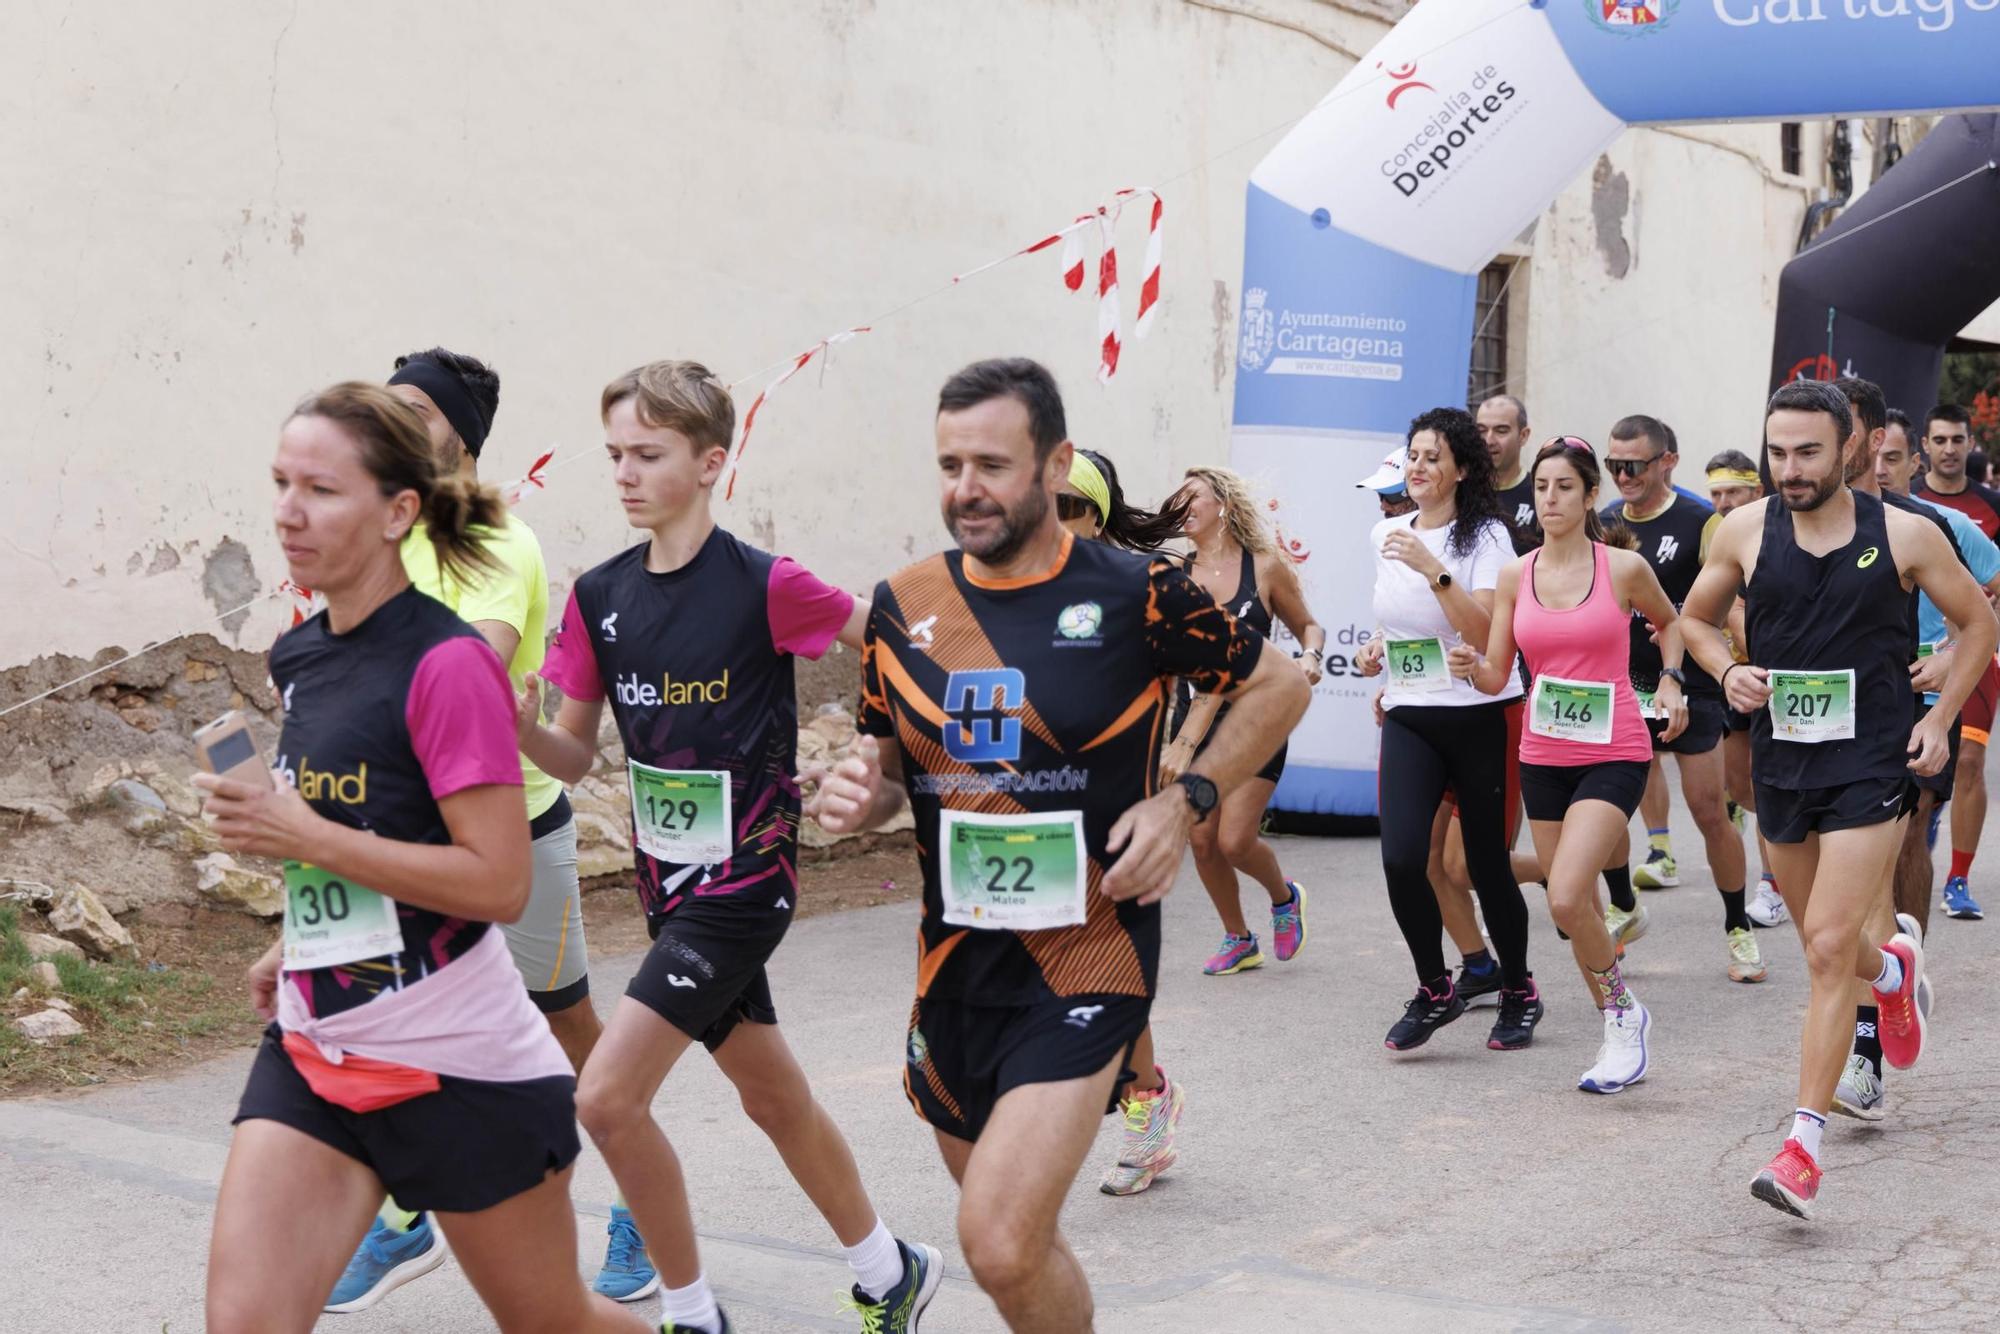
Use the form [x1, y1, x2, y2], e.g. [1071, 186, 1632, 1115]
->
[192, 711, 274, 791]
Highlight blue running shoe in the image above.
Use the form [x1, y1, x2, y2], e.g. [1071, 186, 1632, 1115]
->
[1944, 876, 1984, 920]
[324, 1213, 447, 1313]
[592, 1205, 661, 1302]
[840, 1239, 943, 1331]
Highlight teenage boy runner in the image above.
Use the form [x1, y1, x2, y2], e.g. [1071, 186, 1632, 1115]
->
[520, 360, 939, 1334]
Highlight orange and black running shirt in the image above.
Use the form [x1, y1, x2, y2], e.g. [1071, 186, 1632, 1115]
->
[858, 533, 1262, 1005]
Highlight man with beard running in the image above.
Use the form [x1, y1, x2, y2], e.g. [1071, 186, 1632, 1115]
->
[1683, 380, 1991, 1219]
[810, 358, 1308, 1329]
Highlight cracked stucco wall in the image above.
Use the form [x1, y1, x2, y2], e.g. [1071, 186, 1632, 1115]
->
[6, 1, 1900, 675]
[5, 0, 1381, 667]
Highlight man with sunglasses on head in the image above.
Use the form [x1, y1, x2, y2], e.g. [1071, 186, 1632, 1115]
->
[1602, 416, 1761, 986]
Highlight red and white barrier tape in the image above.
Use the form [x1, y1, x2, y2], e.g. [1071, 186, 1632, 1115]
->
[502, 449, 557, 506]
[723, 329, 870, 502]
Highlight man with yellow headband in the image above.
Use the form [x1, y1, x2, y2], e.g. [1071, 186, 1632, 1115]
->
[1704, 450, 1785, 931]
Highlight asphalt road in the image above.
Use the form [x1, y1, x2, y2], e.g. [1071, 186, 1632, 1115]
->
[4, 780, 1995, 1333]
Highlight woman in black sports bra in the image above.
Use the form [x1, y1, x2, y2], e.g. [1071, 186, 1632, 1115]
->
[1165, 466, 1326, 977]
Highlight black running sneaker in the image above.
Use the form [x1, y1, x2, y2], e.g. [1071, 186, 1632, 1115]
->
[1384, 981, 1465, 1051]
[666, 1316, 732, 1334]
[1454, 960, 1503, 1009]
[1487, 979, 1545, 1051]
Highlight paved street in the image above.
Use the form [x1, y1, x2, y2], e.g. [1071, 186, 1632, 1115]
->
[4, 782, 1996, 1332]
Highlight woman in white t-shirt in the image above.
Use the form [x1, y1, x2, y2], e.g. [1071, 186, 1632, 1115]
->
[1357, 407, 1539, 1055]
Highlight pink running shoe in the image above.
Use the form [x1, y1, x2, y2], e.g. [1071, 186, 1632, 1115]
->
[1750, 1138, 1822, 1220]
[1270, 881, 1308, 962]
[1202, 933, 1263, 976]
[1873, 933, 1927, 1070]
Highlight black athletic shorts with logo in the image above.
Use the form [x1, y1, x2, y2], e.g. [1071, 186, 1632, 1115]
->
[629, 896, 793, 1052]
[1648, 696, 1726, 756]
[234, 1026, 579, 1214]
[1755, 774, 1915, 845]
[903, 992, 1150, 1142]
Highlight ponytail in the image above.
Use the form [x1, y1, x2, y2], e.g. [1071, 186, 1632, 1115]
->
[422, 474, 507, 584]
[288, 380, 502, 583]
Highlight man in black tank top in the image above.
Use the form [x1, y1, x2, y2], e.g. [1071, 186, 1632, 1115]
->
[1683, 380, 1995, 1221]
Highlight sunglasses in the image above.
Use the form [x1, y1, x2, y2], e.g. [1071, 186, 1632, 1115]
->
[1057, 494, 1100, 521]
[1605, 452, 1664, 479]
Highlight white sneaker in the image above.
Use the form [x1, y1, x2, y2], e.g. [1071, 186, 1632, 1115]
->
[1747, 878, 1789, 927]
[1578, 1002, 1650, 1094]
[1831, 1053, 1886, 1121]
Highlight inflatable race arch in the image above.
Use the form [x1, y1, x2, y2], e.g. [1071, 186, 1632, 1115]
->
[1235, 0, 2000, 817]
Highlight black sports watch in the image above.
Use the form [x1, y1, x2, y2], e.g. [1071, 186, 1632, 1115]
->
[1432, 570, 1454, 590]
[1175, 773, 1219, 824]
[1658, 667, 1687, 688]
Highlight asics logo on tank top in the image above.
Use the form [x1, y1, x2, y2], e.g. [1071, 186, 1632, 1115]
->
[943, 669, 1025, 762]
[1656, 534, 1681, 563]
[1858, 547, 1880, 568]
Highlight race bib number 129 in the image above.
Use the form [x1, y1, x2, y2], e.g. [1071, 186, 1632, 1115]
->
[628, 762, 732, 864]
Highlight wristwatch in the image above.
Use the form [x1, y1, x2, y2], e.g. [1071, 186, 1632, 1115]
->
[1432, 570, 1454, 590]
[1659, 667, 1687, 688]
[1175, 773, 1219, 824]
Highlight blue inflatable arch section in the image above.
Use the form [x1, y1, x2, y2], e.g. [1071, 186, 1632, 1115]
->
[1236, 0, 2000, 817]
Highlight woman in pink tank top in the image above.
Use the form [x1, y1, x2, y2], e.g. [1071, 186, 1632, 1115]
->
[1447, 439, 1687, 1097]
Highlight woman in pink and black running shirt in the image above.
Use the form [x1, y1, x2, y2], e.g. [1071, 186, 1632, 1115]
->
[1449, 438, 1687, 1098]
[195, 383, 646, 1334]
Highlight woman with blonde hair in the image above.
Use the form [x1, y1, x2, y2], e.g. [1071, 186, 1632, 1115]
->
[1165, 465, 1326, 976]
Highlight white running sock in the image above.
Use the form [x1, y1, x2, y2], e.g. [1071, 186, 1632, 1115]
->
[659, 1274, 721, 1333]
[846, 1217, 905, 1301]
[1873, 949, 1904, 996]
[1790, 1108, 1826, 1158]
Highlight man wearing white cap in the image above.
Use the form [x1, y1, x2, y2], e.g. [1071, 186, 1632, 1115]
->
[1356, 448, 1416, 519]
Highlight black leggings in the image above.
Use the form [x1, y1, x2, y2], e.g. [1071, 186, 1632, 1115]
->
[1379, 701, 1530, 990]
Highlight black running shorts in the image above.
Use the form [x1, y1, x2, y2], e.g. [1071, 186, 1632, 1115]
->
[233, 1026, 579, 1214]
[904, 992, 1150, 1142]
[1910, 702, 1960, 803]
[1723, 704, 1754, 735]
[629, 897, 793, 1052]
[1755, 774, 1914, 845]
[1520, 760, 1651, 823]
[1649, 696, 1725, 756]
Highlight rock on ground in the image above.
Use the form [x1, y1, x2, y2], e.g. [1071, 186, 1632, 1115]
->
[12, 1009, 84, 1043]
[47, 886, 138, 960]
[21, 932, 85, 963]
[192, 853, 283, 918]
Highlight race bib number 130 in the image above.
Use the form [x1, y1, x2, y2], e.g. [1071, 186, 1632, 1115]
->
[1767, 669, 1856, 743]
[940, 809, 1087, 931]
[282, 860, 404, 971]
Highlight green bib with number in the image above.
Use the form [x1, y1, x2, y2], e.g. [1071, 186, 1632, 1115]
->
[1917, 642, 1938, 659]
[1386, 636, 1452, 694]
[1767, 669, 1855, 743]
[627, 762, 732, 865]
[1530, 676, 1614, 745]
[1634, 687, 1661, 720]
[940, 810, 1087, 931]
[281, 861, 403, 971]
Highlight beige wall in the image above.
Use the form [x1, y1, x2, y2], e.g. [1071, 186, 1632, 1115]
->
[5, 0, 1898, 674]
